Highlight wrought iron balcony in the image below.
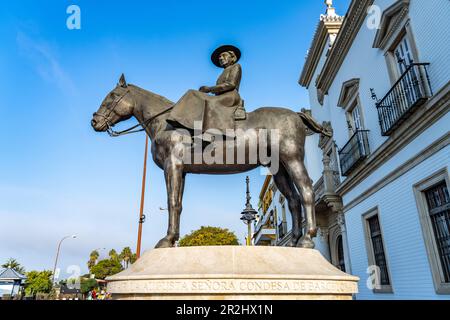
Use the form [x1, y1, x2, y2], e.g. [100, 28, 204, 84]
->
[338, 130, 370, 177]
[376, 63, 432, 136]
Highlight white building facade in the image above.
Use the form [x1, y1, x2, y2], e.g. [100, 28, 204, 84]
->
[299, 0, 449, 299]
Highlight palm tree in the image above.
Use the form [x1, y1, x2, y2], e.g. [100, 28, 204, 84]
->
[1, 258, 25, 274]
[119, 247, 133, 269]
[108, 249, 119, 261]
[87, 250, 99, 271]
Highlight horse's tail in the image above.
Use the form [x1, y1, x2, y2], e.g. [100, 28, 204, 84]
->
[297, 112, 332, 137]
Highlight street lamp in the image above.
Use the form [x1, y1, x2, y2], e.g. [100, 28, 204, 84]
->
[52, 235, 77, 284]
[241, 176, 257, 246]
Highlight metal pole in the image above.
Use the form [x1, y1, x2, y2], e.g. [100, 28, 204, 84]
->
[136, 135, 149, 259]
[247, 223, 252, 246]
[52, 235, 76, 284]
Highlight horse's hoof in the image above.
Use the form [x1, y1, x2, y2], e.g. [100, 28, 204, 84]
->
[289, 240, 297, 247]
[155, 238, 174, 249]
[297, 235, 315, 249]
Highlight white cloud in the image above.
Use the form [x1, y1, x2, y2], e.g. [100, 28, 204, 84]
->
[16, 31, 77, 95]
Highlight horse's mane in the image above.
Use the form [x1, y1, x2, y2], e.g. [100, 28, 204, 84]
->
[129, 84, 174, 108]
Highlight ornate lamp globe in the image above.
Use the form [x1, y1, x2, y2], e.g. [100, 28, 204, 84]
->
[240, 176, 257, 224]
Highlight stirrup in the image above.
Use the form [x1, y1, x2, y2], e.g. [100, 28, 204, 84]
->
[234, 100, 247, 121]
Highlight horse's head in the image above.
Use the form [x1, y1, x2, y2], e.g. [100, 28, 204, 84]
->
[91, 74, 135, 132]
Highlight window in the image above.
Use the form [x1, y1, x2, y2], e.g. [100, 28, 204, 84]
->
[363, 208, 393, 293]
[375, 29, 431, 136]
[414, 170, 450, 294]
[337, 235, 346, 272]
[279, 203, 288, 238]
[372, 0, 418, 84]
[425, 182, 450, 282]
[336, 79, 371, 176]
[337, 78, 366, 137]
[394, 35, 414, 75]
[349, 103, 363, 133]
[368, 215, 391, 286]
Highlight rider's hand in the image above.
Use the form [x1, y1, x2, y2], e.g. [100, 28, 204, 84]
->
[199, 86, 211, 93]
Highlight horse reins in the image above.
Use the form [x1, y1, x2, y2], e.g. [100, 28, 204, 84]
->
[94, 89, 174, 137]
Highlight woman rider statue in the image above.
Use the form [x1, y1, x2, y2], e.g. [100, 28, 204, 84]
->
[166, 45, 245, 134]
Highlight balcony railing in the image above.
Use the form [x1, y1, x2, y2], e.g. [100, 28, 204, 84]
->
[339, 130, 370, 177]
[376, 63, 432, 136]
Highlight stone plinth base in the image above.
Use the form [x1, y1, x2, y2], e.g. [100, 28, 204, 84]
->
[106, 246, 359, 300]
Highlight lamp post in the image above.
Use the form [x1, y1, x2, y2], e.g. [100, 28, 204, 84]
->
[52, 235, 77, 284]
[241, 176, 257, 246]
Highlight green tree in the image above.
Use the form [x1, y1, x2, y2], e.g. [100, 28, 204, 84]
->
[108, 249, 119, 261]
[80, 278, 98, 294]
[179, 226, 239, 247]
[119, 247, 133, 269]
[2, 258, 25, 274]
[24, 270, 53, 296]
[90, 259, 123, 280]
[87, 250, 99, 271]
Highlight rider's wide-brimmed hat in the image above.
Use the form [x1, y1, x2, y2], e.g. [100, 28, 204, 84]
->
[211, 45, 241, 67]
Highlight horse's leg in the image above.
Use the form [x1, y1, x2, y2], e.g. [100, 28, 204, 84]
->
[283, 157, 317, 249]
[272, 165, 303, 247]
[155, 157, 184, 248]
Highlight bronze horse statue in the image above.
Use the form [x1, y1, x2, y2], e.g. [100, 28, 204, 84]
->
[91, 75, 331, 249]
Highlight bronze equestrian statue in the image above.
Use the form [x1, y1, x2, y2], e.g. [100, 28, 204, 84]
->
[91, 45, 331, 249]
[167, 45, 246, 133]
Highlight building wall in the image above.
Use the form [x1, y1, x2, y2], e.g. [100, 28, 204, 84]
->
[301, 0, 450, 299]
[343, 114, 449, 204]
[305, 0, 450, 184]
[345, 147, 449, 300]
[409, 0, 450, 92]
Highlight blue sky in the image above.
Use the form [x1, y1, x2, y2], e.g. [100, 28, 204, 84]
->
[0, 0, 350, 277]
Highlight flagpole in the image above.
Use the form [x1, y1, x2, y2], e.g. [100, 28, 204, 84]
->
[136, 135, 149, 259]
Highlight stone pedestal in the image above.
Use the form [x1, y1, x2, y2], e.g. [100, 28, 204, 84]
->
[106, 246, 359, 300]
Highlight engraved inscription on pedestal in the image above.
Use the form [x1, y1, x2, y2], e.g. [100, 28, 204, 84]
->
[109, 279, 357, 295]
[106, 246, 359, 300]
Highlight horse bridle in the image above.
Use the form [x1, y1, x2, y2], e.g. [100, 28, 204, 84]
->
[94, 88, 174, 137]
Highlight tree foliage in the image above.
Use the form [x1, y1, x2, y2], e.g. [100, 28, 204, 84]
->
[179, 226, 239, 247]
[90, 259, 123, 280]
[24, 270, 53, 296]
[80, 278, 98, 294]
[87, 250, 99, 271]
[87, 247, 137, 274]
[2, 258, 25, 274]
[119, 247, 133, 269]
[108, 249, 119, 261]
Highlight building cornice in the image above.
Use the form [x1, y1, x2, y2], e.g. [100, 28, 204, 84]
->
[337, 78, 360, 108]
[299, 13, 344, 88]
[373, 0, 410, 49]
[315, 0, 375, 94]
